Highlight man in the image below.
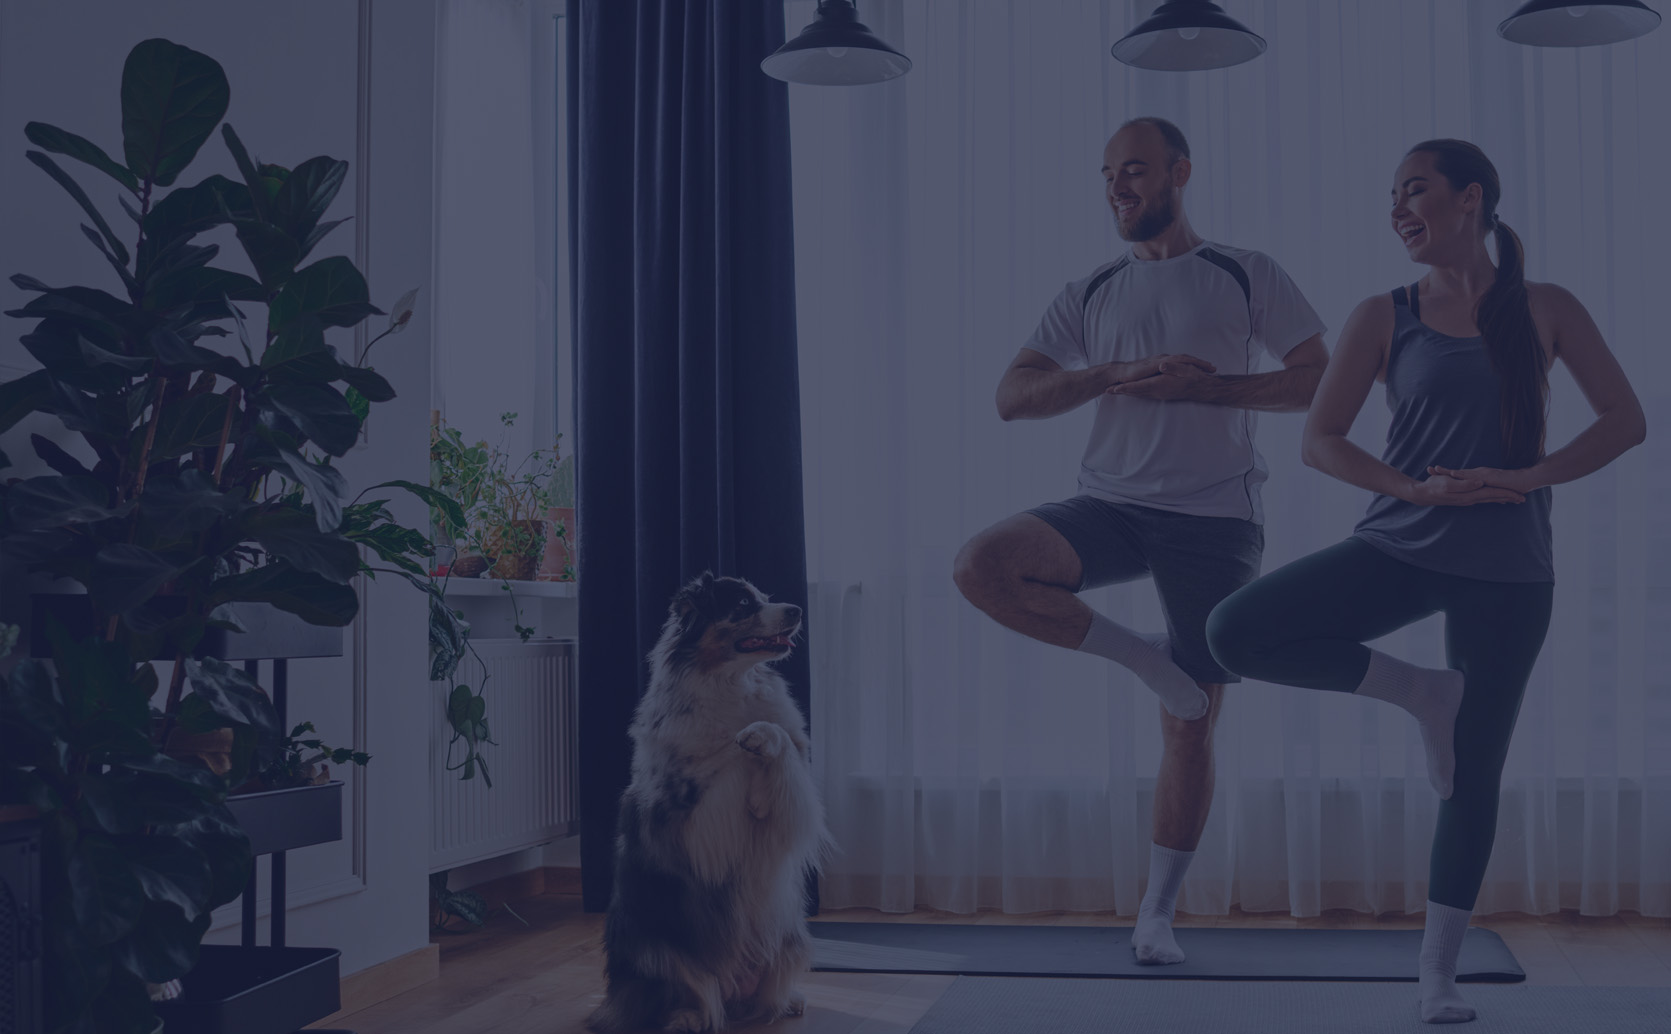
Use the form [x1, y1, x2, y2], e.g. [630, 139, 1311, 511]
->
[951, 117, 1328, 965]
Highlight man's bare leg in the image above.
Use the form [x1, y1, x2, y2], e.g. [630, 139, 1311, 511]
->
[953, 514, 1208, 718]
[1133, 684, 1225, 964]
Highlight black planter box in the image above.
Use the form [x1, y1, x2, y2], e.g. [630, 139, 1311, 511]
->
[151, 945, 340, 1034]
[225, 781, 344, 857]
[28, 594, 344, 661]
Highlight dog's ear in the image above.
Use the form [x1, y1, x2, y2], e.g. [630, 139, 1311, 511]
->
[670, 570, 716, 628]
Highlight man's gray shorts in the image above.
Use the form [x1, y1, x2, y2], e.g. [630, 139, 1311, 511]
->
[1026, 495, 1264, 684]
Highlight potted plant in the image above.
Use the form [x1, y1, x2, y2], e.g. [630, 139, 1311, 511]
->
[472, 413, 560, 582]
[0, 37, 473, 1034]
[539, 450, 576, 582]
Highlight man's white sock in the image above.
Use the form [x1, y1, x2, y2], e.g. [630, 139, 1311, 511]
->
[1131, 842, 1193, 965]
[1354, 649, 1464, 799]
[1418, 900, 1476, 1024]
[1078, 611, 1208, 720]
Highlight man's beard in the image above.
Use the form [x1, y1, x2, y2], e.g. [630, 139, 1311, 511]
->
[1117, 188, 1176, 242]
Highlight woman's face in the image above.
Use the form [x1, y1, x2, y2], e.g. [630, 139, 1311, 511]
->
[1389, 150, 1483, 264]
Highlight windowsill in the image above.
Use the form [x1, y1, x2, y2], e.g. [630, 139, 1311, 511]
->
[437, 578, 577, 599]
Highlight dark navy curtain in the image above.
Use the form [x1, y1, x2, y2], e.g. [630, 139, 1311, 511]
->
[566, 0, 811, 912]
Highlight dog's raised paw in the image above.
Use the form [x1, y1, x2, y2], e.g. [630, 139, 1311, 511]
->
[665, 1008, 708, 1033]
[736, 721, 788, 759]
[784, 991, 807, 1017]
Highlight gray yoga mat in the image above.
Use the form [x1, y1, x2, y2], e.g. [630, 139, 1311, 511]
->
[907, 977, 1671, 1034]
[810, 922, 1524, 981]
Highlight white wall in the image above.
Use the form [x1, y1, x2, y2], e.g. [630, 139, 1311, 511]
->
[0, 0, 440, 976]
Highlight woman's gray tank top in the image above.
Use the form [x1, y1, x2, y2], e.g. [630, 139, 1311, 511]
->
[1351, 282, 1554, 583]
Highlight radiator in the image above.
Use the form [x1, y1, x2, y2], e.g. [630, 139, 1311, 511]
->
[430, 638, 578, 871]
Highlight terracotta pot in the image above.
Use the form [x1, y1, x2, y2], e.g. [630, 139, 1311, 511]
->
[538, 506, 577, 581]
[482, 519, 545, 581]
[450, 553, 489, 579]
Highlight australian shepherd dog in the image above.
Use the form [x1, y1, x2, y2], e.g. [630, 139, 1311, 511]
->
[586, 573, 831, 1033]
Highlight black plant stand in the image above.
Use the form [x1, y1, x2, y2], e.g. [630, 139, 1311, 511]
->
[156, 613, 356, 1034]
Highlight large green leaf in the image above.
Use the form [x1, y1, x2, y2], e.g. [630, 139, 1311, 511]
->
[208, 563, 360, 626]
[1, 658, 67, 739]
[139, 468, 246, 536]
[144, 390, 232, 462]
[123, 835, 212, 922]
[219, 123, 271, 222]
[370, 479, 463, 535]
[174, 804, 251, 909]
[269, 446, 348, 532]
[5, 475, 120, 530]
[24, 120, 139, 193]
[263, 382, 360, 456]
[183, 658, 279, 735]
[272, 155, 348, 244]
[230, 218, 301, 287]
[68, 834, 145, 945]
[111, 899, 210, 983]
[144, 263, 263, 313]
[25, 150, 129, 266]
[242, 507, 361, 583]
[120, 38, 230, 188]
[31, 433, 94, 478]
[21, 324, 128, 395]
[0, 369, 54, 435]
[116, 752, 226, 795]
[45, 624, 151, 746]
[9, 288, 130, 349]
[337, 364, 396, 402]
[141, 173, 251, 266]
[88, 544, 181, 614]
[78, 772, 142, 835]
[260, 317, 342, 383]
[146, 325, 247, 381]
[269, 255, 383, 332]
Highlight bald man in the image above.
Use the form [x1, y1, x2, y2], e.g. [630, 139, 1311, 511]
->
[953, 117, 1328, 963]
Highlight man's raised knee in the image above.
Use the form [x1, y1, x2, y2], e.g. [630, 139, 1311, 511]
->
[952, 538, 997, 604]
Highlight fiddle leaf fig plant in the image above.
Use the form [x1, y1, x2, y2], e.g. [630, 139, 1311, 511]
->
[0, 38, 475, 1034]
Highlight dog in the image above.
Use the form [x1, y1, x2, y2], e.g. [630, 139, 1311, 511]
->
[586, 572, 831, 1033]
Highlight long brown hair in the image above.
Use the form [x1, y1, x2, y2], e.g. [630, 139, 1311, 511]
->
[1407, 139, 1547, 468]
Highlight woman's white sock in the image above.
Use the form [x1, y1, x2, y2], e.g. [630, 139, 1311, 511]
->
[1418, 900, 1476, 1023]
[1354, 649, 1464, 798]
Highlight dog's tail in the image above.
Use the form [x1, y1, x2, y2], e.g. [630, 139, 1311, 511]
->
[584, 978, 678, 1033]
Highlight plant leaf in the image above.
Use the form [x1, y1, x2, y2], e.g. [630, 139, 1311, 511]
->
[241, 507, 361, 584]
[229, 217, 302, 287]
[174, 803, 252, 909]
[123, 835, 213, 922]
[262, 382, 360, 457]
[5, 474, 121, 530]
[69, 834, 145, 945]
[269, 255, 383, 332]
[208, 563, 360, 626]
[337, 364, 396, 403]
[183, 657, 279, 735]
[88, 543, 181, 614]
[121, 38, 230, 188]
[219, 122, 270, 221]
[24, 121, 139, 192]
[111, 899, 210, 983]
[272, 155, 348, 245]
[25, 150, 130, 266]
[0, 369, 56, 435]
[261, 445, 348, 532]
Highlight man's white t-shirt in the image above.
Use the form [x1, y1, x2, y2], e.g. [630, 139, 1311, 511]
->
[1023, 241, 1325, 525]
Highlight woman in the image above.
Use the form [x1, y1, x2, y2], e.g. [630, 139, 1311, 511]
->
[1205, 139, 1645, 1024]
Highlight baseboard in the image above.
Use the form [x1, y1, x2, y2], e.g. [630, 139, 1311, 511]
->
[305, 942, 440, 1029]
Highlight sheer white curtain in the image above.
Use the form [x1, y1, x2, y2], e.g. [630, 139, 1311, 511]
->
[788, 0, 1671, 918]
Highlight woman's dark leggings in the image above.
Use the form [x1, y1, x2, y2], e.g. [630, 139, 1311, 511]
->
[1205, 537, 1554, 911]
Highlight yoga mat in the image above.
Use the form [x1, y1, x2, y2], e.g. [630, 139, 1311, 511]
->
[809, 922, 1524, 982]
[906, 977, 1671, 1034]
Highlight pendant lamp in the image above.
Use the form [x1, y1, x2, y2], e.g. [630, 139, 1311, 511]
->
[761, 0, 912, 86]
[1112, 1, 1266, 71]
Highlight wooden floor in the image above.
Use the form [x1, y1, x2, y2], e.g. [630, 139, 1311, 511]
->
[332, 888, 1671, 1034]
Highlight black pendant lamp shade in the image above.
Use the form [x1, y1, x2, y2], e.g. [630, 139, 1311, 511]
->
[1112, 0, 1267, 71]
[761, 0, 912, 85]
[1498, 0, 1660, 46]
